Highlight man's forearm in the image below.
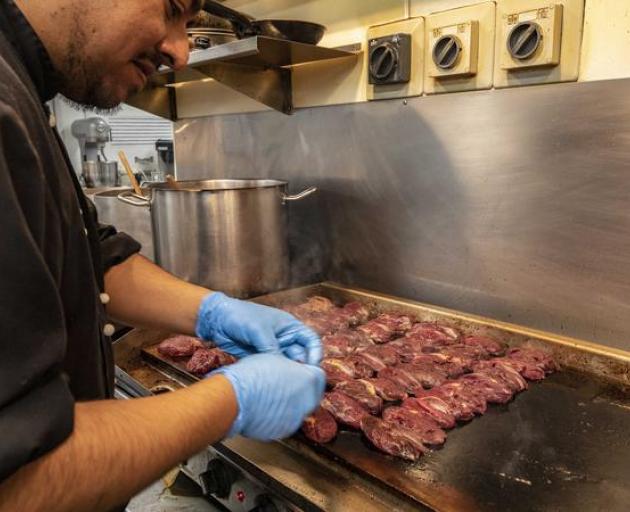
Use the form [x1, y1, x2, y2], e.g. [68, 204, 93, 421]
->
[0, 376, 237, 512]
[104, 254, 210, 335]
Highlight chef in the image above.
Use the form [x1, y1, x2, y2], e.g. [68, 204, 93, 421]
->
[0, 1, 325, 510]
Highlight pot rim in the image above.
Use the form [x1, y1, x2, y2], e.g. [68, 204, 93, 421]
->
[150, 178, 289, 192]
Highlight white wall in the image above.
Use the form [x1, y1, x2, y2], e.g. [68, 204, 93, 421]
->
[580, 0, 630, 81]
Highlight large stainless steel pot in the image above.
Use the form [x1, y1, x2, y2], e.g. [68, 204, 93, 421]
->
[118, 179, 316, 298]
[91, 188, 154, 261]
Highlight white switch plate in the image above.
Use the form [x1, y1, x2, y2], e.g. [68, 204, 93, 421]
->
[494, 0, 584, 88]
[425, 2, 496, 94]
[428, 21, 479, 78]
[367, 18, 425, 101]
[499, 4, 563, 70]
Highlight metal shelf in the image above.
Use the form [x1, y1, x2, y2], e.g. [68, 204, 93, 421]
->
[127, 37, 361, 119]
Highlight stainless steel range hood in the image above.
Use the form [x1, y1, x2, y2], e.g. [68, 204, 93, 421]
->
[127, 36, 360, 120]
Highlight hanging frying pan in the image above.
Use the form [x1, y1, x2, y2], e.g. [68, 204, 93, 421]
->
[202, 0, 327, 46]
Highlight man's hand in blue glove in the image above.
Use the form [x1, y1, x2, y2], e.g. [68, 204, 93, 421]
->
[213, 353, 326, 441]
[196, 292, 322, 365]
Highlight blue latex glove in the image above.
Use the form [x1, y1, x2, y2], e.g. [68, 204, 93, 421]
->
[213, 353, 326, 441]
[196, 292, 322, 365]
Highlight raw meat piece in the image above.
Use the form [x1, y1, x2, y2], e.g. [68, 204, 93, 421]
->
[357, 320, 393, 344]
[285, 296, 335, 317]
[357, 314, 412, 344]
[405, 322, 460, 347]
[301, 407, 338, 444]
[402, 396, 457, 429]
[344, 355, 376, 379]
[356, 344, 399, 366]
[186, 348, 236, 375]
[494, 356, 546, 381]
[305, 302, 371, 337]
[388, 338, 425, 360]
[323, 329, 373, 357]
[375, 314, 413, 335]
[414, 386, 477, 422]
[335, 380, 383, 415]
[157, 335, 205, 358]
[406, 353, 466, 378]
[382, 406, 447, 445]
[464, 335, 506, 356]
[378, 367, 424, 393]
[321, 358, 355, 386]
[321, 391, 370, 429]
[439, 325, 463, 341]
[322, 357, 374, 385]
[397, 363, 448, 390]
[430, 344, 487, 371]
[336, 302, 370, 326]
[459, 373, 514, 404]
[323, 330, 362, 357]
[365, 378, 408, 401]
[305, 296, 335, 312]
[349, 351, 388, 372]
[361, 416, 426, 462]
[440, 344, 489, 360]
[303, 313, 347, 336]
[438, 381, 487, 416]
[473, 360, 528, 392]
[507, 347, 556, 374]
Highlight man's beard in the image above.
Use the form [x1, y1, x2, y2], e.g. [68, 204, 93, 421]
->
[55, 17, 126, 110]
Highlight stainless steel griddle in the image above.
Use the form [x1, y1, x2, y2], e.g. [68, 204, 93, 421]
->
[114, 283, 630, 511]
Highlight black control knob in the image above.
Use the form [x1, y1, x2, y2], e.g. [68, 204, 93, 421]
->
[432, 34, 463, 70]
[199, 458, 239, 499]
[369, 42, 399, 81]
[507, 21, 543, 60]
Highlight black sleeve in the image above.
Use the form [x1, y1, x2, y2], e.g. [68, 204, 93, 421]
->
[85, 196, 142, 271]
[0, 102, 74, 482]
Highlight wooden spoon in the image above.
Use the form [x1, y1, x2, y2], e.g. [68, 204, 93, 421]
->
[118, 150, 143, 197]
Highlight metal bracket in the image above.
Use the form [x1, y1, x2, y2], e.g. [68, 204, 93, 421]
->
[126, 37, 361, 120]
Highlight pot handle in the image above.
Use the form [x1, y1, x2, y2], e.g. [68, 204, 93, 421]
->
[282, 186, 318, 204]
[117, 191, 151, 207]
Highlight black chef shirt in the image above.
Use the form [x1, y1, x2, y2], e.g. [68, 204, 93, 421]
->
[0, 0, 141, 482]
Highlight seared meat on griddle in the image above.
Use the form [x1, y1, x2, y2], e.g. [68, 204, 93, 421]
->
[279, 298, 558, 463]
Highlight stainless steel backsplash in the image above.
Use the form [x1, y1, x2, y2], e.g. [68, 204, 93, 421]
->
[174, 78, 630, 351]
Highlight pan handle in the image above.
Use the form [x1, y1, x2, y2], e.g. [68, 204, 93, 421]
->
[283, 186, 318, 204]
[117, 191, 151, 208]
[202, 0, 256, 36]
